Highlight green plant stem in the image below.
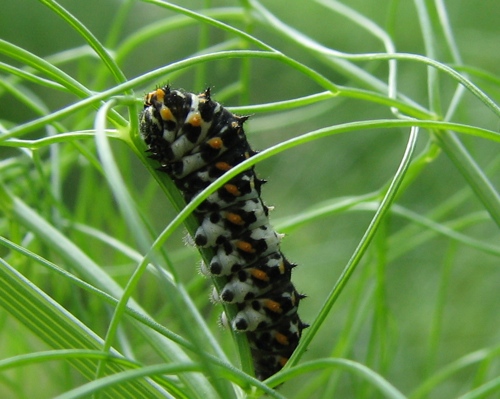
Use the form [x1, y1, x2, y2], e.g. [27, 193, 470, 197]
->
[286, 126, 419, 369]
[435, 130, 500, 228]
[269, 359, 406, 399]
[38, 0, 129, 88]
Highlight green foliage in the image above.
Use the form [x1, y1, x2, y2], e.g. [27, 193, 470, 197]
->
[1, 0, 500, 398]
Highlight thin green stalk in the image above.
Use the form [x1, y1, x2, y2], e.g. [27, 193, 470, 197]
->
[249, 0, 500, 118]
[0, 39, 126, 128]
[286, 126, 419, 369]
[414, 0, 442, 115]
[425, 242, 456, 377]
[410, 346, 500, 399]
[115, 8, 245, 65]
[435, 130, 500, 228]
[456, 377, 500, 399]
[38, 0, 129, 88]
[270, 359, 406, 399]
[0, 61, 66, 91]
[0, 186, 215, 399]
[0, 257, 167, 398]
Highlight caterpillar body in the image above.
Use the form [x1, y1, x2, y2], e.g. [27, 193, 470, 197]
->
[140, 86, 306, 380]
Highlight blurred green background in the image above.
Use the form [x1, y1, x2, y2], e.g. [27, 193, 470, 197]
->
[1, 0, 500, 398]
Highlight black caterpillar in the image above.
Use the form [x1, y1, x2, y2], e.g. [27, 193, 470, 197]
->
[139, 86, 306, 380]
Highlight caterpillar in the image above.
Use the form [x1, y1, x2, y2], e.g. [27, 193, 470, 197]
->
[139, 86, 307, 380]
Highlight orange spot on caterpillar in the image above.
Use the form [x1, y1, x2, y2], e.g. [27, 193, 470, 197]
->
[224, 184, 241, 196]
[215, 162, 232, 171]
[275, 332, 289, 346]
[236, 241, 255, 253]
[160, 107, 174, 121]
[265, 299, 282, 313]
[156, 88, 165, 102]
[250, 268, 269, 282]
[207, 137, 223, 149]
[188, 113, 202, 127]
[226, 212, 244, 226]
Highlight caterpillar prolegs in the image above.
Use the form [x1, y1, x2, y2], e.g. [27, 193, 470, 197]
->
[140, 86, 307, 380]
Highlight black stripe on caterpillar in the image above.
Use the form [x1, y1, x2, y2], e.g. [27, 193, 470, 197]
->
[139, 86, 307, 380]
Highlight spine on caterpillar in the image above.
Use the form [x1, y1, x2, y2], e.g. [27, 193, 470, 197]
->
[140, 86, 307, 380]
